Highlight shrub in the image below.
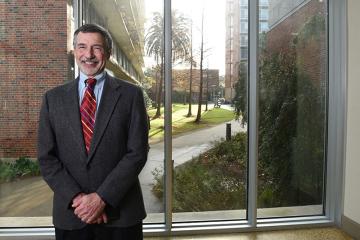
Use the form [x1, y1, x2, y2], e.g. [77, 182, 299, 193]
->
[0, 157, 40, 183]
[152, 132, 248, 212]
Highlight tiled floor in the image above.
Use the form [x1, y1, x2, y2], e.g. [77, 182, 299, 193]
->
[0, 227, 353, 240]
[146, 227, 353, 240]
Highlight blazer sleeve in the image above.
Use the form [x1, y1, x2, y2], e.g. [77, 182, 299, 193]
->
[37, 93, 82, 207]
[96, 87, 149, 208]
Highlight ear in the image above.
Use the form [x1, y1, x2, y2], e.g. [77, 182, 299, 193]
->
[106, 50, 112, 60]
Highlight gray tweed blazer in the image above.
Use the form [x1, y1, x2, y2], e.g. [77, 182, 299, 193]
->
[38, 74, 149, 230]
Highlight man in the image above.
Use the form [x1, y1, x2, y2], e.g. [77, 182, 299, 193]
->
[38, 23, 148, 240]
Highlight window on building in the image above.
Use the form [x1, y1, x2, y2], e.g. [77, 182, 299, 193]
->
[240, 0, 248, 6]
[259, 0, 268, 5]
[259, 21, 269, 32]
[241, 7, 248, 19]
[241, 22, 249, 33]
[260, 8, 269, 20]
[240, 35, 248, 46]
[240, 46, 248, 60]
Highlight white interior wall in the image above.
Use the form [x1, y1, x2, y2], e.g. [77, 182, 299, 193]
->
[344, 0, 360, 224]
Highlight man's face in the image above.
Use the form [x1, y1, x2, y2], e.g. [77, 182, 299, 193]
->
[74, 32, 109, 77]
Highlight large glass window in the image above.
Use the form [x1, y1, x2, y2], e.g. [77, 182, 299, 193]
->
[0, 0, 72, 224]
[257, 0, 327, 218]
[166, 0, 248, 222]
[0, 0, 344, 236]
[0, 0, 165, 226]
[132, 0, 166, 224]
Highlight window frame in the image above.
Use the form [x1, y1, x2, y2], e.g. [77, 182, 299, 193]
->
[151, 0, 347, 235]
[0, 0, 347, 237]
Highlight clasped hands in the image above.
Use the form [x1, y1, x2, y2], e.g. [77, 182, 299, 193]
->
[72, 192, 108, 224]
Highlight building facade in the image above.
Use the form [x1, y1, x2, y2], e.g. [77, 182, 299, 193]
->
[224, 0, 269, 102]
[155, 68, 220, 103]
[266, 0, 326, 88]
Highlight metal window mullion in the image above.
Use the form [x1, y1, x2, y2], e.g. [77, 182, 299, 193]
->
[325, 0, 335, 223]
[164, 0, 173, 234]
[74, 0, 82, 78]
[326, 0, 347, 225]
[248, 0, 259, 228]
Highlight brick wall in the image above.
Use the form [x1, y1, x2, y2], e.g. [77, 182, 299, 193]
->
[265, 0, 327, 87]
[0, 0, 68, 159]
[172, 69, 220, 93]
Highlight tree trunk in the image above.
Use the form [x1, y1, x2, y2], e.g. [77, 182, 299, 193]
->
[195, 11, 204, 123]
[205, 69, 209, 111]
[154, 61, 163, 119]
[187, 68, 193, 117]
[153, 65, 159, 109]
[187, 22, 193, 117]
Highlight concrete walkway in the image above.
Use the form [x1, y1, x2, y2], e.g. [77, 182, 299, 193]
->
[140, 118, 245, 213]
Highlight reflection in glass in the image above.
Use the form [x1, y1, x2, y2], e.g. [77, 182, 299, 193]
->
[257, 0, 327, 218]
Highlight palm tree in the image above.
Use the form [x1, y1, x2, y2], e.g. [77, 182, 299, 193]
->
[145, 12, 163, 118]
[146, 10, 191, 118]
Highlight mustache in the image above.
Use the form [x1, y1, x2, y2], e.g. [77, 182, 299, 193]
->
[81, 58, 99, 63]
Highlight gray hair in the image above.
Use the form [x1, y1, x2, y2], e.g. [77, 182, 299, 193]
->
[73, 23, 113, 56]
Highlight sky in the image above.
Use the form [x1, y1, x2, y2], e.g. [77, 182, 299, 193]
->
[143, 0, 226, 76]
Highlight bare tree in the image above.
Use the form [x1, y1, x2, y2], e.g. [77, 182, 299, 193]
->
[205, 68, 209, 111]
[195, 10, 205, 123]
[187, 21, 194, 117]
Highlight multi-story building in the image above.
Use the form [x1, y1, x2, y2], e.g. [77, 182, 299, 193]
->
[0, 0, 145, 159]
[225, 0, 240, 102]
[224, 0, 269, 102]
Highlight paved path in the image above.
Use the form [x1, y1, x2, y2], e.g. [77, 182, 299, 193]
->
[0, 176, 53, 217]
[139, 118, 245, 213]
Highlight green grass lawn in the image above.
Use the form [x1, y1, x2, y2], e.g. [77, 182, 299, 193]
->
[148, 104, 235, 143]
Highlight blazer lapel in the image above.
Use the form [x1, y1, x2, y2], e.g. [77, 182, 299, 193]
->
[63, 78, 88, 159]
[87, 75, 122, 162]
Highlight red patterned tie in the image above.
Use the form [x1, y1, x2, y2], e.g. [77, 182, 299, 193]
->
[80, 78, 97, 153]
